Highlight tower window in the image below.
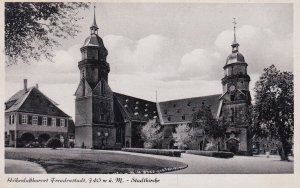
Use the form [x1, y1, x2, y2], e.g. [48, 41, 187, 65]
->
[100, 114, 105, 121]
[230, 94, 235, 101]
[101, 81, 105, 96]
[230, 108, 234, 123]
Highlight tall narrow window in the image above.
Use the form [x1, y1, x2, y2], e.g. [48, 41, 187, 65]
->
[21, 115, 28, 124]
[230, 108, 234, 123]
[230, 94, 235, 101]
[101, 81, 105, 96]
[11, 115, 14, 124]
[42, 117, 47, 126]
[100, 114, 104, 121]
[32, 116, 38, 125]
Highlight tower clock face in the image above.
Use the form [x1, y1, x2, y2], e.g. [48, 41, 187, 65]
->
[229, 85, 236, 92]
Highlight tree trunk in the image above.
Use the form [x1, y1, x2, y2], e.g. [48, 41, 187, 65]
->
[280, 139, 290, 161]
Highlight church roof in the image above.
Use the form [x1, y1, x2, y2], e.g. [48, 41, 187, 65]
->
[157, 94, 221, 125]
[113, 92, 158, 122]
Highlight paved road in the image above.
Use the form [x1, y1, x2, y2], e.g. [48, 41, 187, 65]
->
[112, 151, 293, 174]
[5, 159, 47, 174]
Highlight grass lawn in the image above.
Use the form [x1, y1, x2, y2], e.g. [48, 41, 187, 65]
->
[5, 148, 187, 174]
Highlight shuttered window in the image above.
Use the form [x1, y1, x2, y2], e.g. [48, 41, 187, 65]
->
[32, 116, 38, 125]
[52, 118, 56, 127]
[21, 115, 27, 124]
[42, 117, 47, 126]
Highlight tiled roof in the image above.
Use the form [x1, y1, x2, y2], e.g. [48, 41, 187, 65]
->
[5, 87, 65, 116]
[5, 87, 34, 112]
[113, 92, 158, 122]
[157, 94, 221, 125]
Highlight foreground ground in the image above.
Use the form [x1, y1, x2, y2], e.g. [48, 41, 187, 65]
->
[5, 148, 186, 174]
[5, 148, 293, 174]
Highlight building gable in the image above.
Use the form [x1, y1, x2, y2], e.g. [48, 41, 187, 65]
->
[18, 88, 69, 117]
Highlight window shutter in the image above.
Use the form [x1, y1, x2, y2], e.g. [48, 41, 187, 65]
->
[48, 117, 51, 126]
[9, 115, 11, 124]
[57, 118, 60, 127]
[19, 114, 22, 124]
[28, 115, 32, 124]
[38, 116, 42, 125]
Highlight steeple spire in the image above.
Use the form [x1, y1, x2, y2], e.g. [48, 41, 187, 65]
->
[231, 18, 239, 52]
[90, 4, 99, 34]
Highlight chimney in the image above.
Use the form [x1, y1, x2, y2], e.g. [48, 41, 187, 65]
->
[36, 83, 39, 90]
[24, 79, 28, 92]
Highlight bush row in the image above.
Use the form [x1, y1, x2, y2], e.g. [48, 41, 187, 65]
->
[186, 150, 234, 158]
[121, 148, 181, 157]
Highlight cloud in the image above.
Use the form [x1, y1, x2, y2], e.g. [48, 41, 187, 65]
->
[177, 49, 222, 80]
[103, 24, 292, 83]
[103, 34, 187, 77]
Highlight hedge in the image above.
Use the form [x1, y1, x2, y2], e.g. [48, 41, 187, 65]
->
[186, 150, 234, 158]
[46, 138, 62, 149]
[121, 148, 181, 157]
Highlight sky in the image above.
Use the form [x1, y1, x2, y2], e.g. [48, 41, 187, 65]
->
[5, 3, 293, 119]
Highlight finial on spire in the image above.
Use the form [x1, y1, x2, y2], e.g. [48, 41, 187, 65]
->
[90, 3, 99, 34]
[231, 18, 239, 52]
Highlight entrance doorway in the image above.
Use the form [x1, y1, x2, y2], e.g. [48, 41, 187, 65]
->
[226, 139, 239, 154]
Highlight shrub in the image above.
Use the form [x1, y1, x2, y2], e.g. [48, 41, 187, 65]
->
[121, 148, 181, 157]
[46, 138, 62, 149]
[186, 150, 234, 158]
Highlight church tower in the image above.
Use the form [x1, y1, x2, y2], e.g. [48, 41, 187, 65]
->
[75, 6, 115, 148]
[219, 19, 252, 155]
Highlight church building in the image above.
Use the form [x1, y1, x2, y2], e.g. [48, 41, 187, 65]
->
[74, 9, 252, 155]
